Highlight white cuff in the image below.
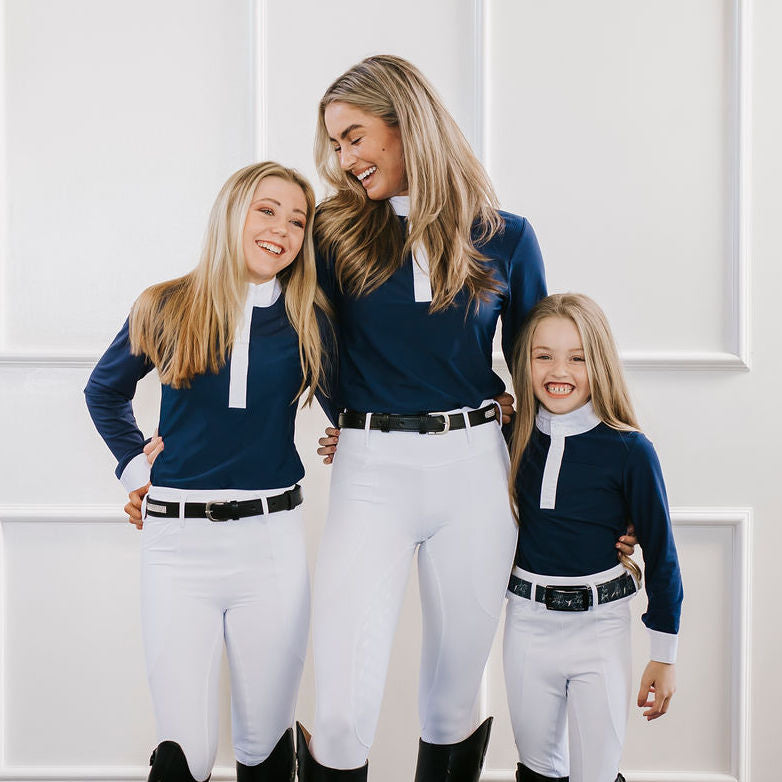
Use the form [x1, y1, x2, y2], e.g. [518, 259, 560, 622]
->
[120, 452, 151, 493]
[649, 629, 678, 664]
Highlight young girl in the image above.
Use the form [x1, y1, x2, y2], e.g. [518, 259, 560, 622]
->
[504, 293, 683, 782]
[84, 162, 333, 782]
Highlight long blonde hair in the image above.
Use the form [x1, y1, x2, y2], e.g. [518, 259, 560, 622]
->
[314, 54, 503, 311]
[508, 293, 642, 581]
[129, 162, 332, 404]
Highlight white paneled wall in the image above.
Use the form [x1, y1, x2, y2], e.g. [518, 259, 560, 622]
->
[2, 1, 780, 781]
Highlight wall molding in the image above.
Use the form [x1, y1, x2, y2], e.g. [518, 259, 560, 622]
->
[252, 0, 267, 162]
[481, 508, 752, 782]
[0, 766, 235, 781]
[478, 0, 751, 372]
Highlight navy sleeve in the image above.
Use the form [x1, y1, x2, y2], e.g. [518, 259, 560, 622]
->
[84, 318, 155, 480]
[500, 217, 547, 369]
[313, 304, 340, 426]
[622, 434, 684, 634]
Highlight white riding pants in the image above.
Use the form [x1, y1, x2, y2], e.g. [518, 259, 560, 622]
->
[310, 412, 517, 769]
[140, 485, 310, 782]
[503, 564, 634, 782]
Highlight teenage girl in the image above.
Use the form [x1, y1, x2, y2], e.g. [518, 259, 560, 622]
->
[299, 54, 549, 782]
[504, 293, 683, 782]
[84, 162, 333, 782]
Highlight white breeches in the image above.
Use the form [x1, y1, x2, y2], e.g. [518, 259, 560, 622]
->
[310, 414, 517, 769]
[503, 563, 634, 782]
[140, 485, 310, 782]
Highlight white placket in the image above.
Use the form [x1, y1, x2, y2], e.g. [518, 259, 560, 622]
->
[228, 278, 281, 409]
[539, 421, 566, 509]
[390, 195, 433, 302]
[536, 402, 601, 510]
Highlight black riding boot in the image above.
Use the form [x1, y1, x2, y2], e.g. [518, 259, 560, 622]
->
[237, 727, 296, 781]
[515, 762, 568, 782]
[147, 741, 205, 782]
[295, 723, 368, 781]
[413, 717, 493, 782]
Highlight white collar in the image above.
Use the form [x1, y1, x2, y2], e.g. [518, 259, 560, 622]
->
[389, 195, 410, 216]
[535, 400, 601, 438]
[247, 276, 281, 308]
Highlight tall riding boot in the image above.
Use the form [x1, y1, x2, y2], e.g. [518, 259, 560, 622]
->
[147, 741, 206, 782]
[413, 717, 493, 782]
[237, 727, 296, 781]
[295, 723, 368, 781]
[515, 762, 568, 782]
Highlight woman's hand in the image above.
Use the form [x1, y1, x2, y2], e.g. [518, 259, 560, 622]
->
[637, 661, 676, 720]
[493, 391, 515, 424]
[616, 522, 638, 558]
[145, 432, 164, 465]
[125, 483, 150, 530]
[317, 427, 340, 464]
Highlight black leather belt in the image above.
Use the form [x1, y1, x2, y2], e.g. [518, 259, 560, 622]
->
[145, 485, 303, 522]
[508, 571, 637, 612]
[338, 403, 498, 435]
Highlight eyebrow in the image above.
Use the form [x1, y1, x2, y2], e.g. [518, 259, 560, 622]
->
[532, 345, 584, 351]
[253, 197, 307, 217]
[328, 124, 365, 142]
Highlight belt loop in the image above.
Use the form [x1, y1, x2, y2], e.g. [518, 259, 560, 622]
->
[364, 412, 373, 447]
[493, 399, 503, 427]
[462, 410, 472, 444]
[141, 492, 148, 520]
[589, 582, 599, 609]
[260, 495, 269, 516]
[179, 497, 186, 525]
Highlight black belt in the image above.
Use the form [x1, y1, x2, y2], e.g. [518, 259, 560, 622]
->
[338, 403, 498, 435]
[508, 571, 637, 612]
[145, 484, 303, 522]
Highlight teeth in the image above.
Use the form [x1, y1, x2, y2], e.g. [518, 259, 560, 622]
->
[357, 166, 377, 181]
[546, 384, 573, 395]
[256, 240, 282, 255]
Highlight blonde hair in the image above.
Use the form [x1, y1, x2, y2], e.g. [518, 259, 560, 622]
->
[508, 293, 642, 582]
[314, 54, 503, 311]
[129, 162, 332, 404]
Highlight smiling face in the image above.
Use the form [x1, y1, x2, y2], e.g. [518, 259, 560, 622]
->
[241, 176, 308, 284]
[530, 316, 591, 415]
[323, 101, 407, 200]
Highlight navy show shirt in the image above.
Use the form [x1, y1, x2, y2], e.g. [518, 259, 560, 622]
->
[514, 402, 683, 662]
[317, 196, 547, 414]
[85, 279, 326, 492]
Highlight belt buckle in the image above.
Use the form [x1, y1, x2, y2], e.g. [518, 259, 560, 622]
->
[426, 413, 451, 435]
[544, 585, 591, 612]
[205, 501, 231, 522]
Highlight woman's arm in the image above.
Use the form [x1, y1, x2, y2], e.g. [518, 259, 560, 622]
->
[84, 317, 155, 491]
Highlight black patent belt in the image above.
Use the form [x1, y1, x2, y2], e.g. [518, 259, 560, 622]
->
[338, 403, 498, 435]
[145, 484, 303, 522]
[508, 571, 637, 612]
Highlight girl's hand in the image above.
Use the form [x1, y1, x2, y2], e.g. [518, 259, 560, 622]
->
[124, 482, 150, 530]
[493, 391, 515, 424]
[317, 427, 340, 464]
[637, 661, 676, 720]
[617, 522, 638, 558]
[144, 431, 164, 465]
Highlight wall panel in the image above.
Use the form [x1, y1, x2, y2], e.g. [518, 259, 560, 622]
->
[485, 0, 748, 368]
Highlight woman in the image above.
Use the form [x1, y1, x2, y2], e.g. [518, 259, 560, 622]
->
[85, 162, 332, 782]
[299, 55, 548, 782]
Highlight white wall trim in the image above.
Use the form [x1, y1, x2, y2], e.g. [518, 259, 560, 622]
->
[0, 0, 7, 351]
[0, 506, 127, 524]
[482, 508, 752, 782]
[0, 766, 235, 781]
[252, 0, 267, 161]
[478, 0, 751, 372]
